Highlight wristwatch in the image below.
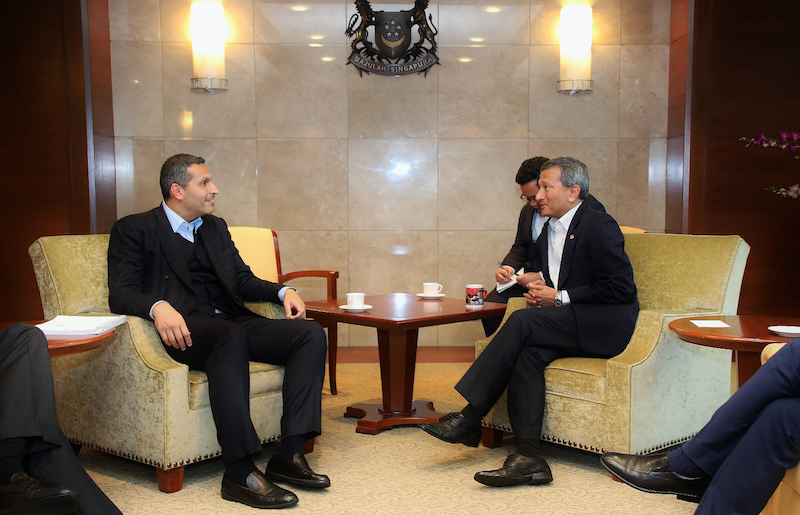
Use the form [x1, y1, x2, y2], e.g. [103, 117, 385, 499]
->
[553, 291, 563, 307]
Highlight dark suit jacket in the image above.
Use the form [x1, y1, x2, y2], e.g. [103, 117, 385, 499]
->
[501, 194, 605, 274]
[108, 206, 285, 319]
[538, 201, 638, 356]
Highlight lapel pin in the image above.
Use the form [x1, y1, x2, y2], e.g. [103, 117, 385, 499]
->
[569, 234, 575, 240]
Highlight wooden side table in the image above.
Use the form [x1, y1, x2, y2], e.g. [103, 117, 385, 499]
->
[668, 315, 799, 387]
[0, 320, 116, 357]
[305, 293, 507, 434]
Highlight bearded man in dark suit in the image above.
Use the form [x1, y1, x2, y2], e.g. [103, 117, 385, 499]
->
[483, 156, 605, 336]
[422, 157, 639, 486]
[108, 154, 329, 510]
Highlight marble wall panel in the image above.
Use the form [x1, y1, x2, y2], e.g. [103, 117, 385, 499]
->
[438, 139, 529, 230]
[160, 0, 254, 43]
[111, 42, 164, 137]
[254, 0, 349, 45]
[529, 44, 620, 139]
[621, 0, 671, 45]
[109, 0, 160, 41]
[255, 44, 348, 138]
[346, 68, 439, 140]
[619, 45, 669, 138]
[615, 138, 666, 231]
[347, 231, 440, 346]
[163, 138, 259, 226]
[256, 139, 349, 231]
[275, 230, 349, 300]
[348, 231, 439, 294]
[528, 139, 619, 216]
[438, 0, 529, 46]
[438, 45, 529, 139]
[114, 138, 166, 218]
[348, 139, 438, 230]
[162, 43, 257, 138]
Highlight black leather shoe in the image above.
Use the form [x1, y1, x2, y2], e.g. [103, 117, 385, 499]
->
[600, 452, 710, 502]
[266, 453, 330, 489]
[474, 453, 553, 487]
[221, 470, 298, 509]
[419, 412, 481, 447]
[0, 472, 81, 515]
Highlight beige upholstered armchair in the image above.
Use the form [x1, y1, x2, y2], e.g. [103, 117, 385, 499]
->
[478, 233, 750, 455]
[28, 234, 294, 493]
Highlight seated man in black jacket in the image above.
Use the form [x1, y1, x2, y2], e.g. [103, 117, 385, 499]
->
[0, 323, 121, 515]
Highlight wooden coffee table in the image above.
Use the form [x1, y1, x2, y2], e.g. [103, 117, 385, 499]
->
[668, 315, 799, 387]
[305, 293, 507, 434]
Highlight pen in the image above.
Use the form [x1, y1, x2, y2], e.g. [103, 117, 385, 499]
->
[498, 262, 522, 276]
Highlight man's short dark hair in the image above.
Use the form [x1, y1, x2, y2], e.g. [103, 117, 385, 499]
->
[515, 156, 550, 185]
[541, 157, 590, 200]
[159, 154, 206, 200]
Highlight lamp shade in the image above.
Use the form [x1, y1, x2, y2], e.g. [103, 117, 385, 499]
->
[191, 1, 227, 91]
[558, 5, 592, 93]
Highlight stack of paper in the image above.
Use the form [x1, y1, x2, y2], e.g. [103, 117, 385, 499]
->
[36, 315, 127, 336]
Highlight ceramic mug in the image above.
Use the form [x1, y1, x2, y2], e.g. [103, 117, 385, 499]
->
[465, 284, 485, 308]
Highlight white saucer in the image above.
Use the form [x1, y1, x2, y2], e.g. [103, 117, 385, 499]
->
[340, 304, 372, 313]
[416, 293, 446, 300]
[768, 325, 800, 338]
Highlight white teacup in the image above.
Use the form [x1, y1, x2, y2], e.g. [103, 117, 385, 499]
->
[422, 282, 443, 296]
[346, 292, 365, 308]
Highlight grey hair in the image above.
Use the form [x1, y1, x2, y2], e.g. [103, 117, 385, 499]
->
[541, 157, 589, 200]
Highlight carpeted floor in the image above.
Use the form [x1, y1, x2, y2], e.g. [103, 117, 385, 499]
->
[80, 363, 696, 514]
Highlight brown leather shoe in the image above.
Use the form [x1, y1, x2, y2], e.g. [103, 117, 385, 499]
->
[0, 472, 81, 515]
[266, 453, 330, 489]
[474, 453, 553, 487]
[600, 452, 710, 502]
[221, 470, 298, 509]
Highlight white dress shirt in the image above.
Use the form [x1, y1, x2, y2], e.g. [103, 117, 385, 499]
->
[546, 201, 582, 305]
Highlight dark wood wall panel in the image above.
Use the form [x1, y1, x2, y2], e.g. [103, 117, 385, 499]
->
[0, 0, 114, 322]
[669, 0, 800, 316]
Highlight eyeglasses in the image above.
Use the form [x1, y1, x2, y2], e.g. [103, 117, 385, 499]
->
[520, 193, 537, 203]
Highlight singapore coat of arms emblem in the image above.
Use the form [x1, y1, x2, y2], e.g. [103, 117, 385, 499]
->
[345, 0, 439, 77]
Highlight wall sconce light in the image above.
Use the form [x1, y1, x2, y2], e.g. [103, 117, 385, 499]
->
[557, 5, 593, 95]
[191, 1, 227, 92]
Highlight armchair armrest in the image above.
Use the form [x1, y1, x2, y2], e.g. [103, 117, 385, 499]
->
[280, 270, 339, 301]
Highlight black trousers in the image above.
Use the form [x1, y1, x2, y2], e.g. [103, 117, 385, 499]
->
[163, 312, 327, 465]
[0, 324, 121, 515]
[482, 283, 528, 336]
[457, 306, 601, 442]
[684, 339, 800, 515]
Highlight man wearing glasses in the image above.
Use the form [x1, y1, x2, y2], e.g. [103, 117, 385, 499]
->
[483, 157, 605, 336]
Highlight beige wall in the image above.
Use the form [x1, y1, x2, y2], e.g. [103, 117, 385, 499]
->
[110, 0, 669, 346]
